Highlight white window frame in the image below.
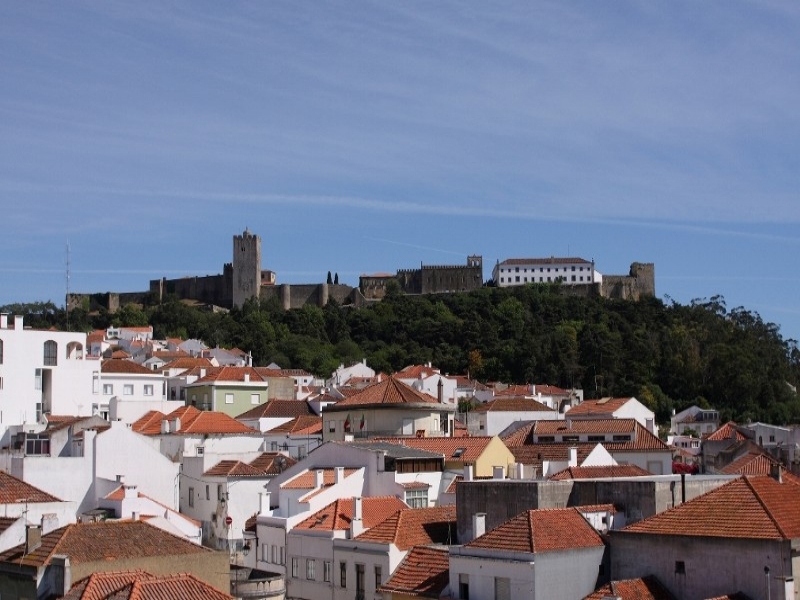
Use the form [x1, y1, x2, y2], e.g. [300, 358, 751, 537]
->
[123, 384, 134, 396]
[143, 384, 154, 396]
[225, 393, 234, 404]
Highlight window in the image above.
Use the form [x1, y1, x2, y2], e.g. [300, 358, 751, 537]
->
[459, 574, 469, 600]
[405, 488, 428, 508]
[494, 576, 510, 600]
[25, 434, 50, 456]
[356, 564, 365, 598]
[291, 557, 299, 578]
[102, 384, 113, 395]
[515, 276, 520, 282]
[340, 561, 347, 588]
[537, 436, 555, 442]
[328, 420, 336, 433]
[587, 435, 606, 442]
[0, 338, 3, 364]
[143, 384, 154, 396]
[35, 368, 42, 390]
[225, 393, 234, 404]
[769, 435, 776, 442]
[271, 545, 277, 563]
[188, 487, 194, 507]
[374, 565, 382, 590]
[613, 435, 632, 442]
[280, 545, 285, 565]
[306, 558, 315, 580]
[324, 560, 332, 582]
[251, 393, 260, 405]
[675, 560, 686, 574]
[0, 376, 3, 390]
[452, 448, 466, 458]
[43, 340, 57, 366]
[562, 435, 579, 442]
[123, 384, 134, 395]
[217, 484, 223, 500]
[205, 485, 210, 500]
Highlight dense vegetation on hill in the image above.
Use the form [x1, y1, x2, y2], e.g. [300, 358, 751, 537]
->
[5, 286, 800, 425]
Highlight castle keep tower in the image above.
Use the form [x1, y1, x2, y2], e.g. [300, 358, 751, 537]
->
[232, 229, 262, 308]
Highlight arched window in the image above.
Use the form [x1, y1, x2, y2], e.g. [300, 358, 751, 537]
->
[66, 341, 84, 360]
[43, 340, 57, 366]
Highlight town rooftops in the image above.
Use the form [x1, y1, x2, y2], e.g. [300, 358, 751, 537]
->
[343, 440, 445, 461]
[0, 470, 61, 504]
[326, 377, 448, 409]
[191, 366, 265, 384]
[566, 397, 638, 417]
[378, 546, 450, 599]
[494, 383, 569, 397]
[465, 507, 604, 554]
[705, 421, 748, 442]
[266, 415, 322, 435]
[161, 357, 216, 373]
[471, 397, 554, 413]
[132, 406, 258, 436]
[100, 359, 156, 375]
[294, 496, 407, 532]
[375, 436, 498, 463]
[203, 452, 297, 478]
[0, 520, 211, 568]
[620, 475, 800, 540]
[720, 452, 780, 476]
[354, 505, 457, 549]
[395, 364, 441, 380]
[280, 467, 360, 490]
[61, 569, 233, 600]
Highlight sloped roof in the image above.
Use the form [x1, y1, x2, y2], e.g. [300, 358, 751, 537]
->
[354, 505, 457, 549]
[471, 397, 554, 413]
[101, 359, 156, 375]
[566, 397, 637, 417]
[720, 452, 779, 476]
[378, 546, 450, 598]
[0, 520, 210, 568]
[267, 415, 322, 435]
[329, 377, 441, 408]
[498, 257, 591, 266]
[583, 575, 676, 600]
[706, 421, 748, 442]
[193, 366, 265, 384]
[0, 470, 61, 503]
[62, 569, 233, 600]
[621, 475, 800, 540]
[161, 357, 215, 372]
[534, 418, 637, 435]
[395, 365, 440, 380]
[236, 399, 316, 420]
[249, 452, 297, 475]
[375, 436, 499, 463]
[281, 468, 359, 490]
[294, 496, 407, 531]
[203, 460, 267, 478]
[466, 507, 604, 554]
[132, 406, 257, 436]
[550, 465, 652, 480]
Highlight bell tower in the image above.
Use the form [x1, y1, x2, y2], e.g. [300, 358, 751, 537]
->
[232, 229, 262, 308]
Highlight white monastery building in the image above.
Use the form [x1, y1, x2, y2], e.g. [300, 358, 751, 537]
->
[492, 257, 601, 288]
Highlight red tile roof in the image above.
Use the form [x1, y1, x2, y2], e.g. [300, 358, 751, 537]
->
[101, 359, 155, 375]
[720, 452, 779, 476]
[395, 365, 440, 380]
[281, 468, 359, 490]
[266, 415, 322, 435]
[132, 406, 258, 436]
[62, 570, 233, 600]
[161, 357, 215, 372]
[0, 470, 61, 503]
[705, 421, 748, 442]
[471, 398, 554, 413]
[330, 378, 441, 408]
[466, 507, 604, 553]
[249, 452, 297, 475]
[0, 520, 211, 568]
[193, 366, 265, 384]
[498, 257, 591, 266]
[236, 399, 316, 419]
[375, 436, 498, 463]
[621, 475, 800, 540]
[294, 496, 407, 531]
[203, 460, 268, 478]
[378, 546, 450, 598]
[566, 397, 637, 417]
[534, 418, 637, 435]
[583, 575, 676, 600]
[354, 505, 457, 549]
[550, 465, 652, 480]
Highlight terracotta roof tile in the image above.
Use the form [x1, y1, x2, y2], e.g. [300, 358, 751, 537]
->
[161, 357, 215, 372]
[281, 468, 359, 490]
[266, 415, 322, 435]
[294, 497, 407, 531]
[203, 460, 268, 478]
[720, 452, 779, 475]
[534, 418, 637, 435]
[395, 365, 440, 380]
[0, 520, 210, 568]
[248, 452, 297, 475]
[375, 437, 497, 463]
[378, 546, 450, 598]
[467, 507, 604, 553]
[354, 505, 457, 549]
[0, 470, 61, 503]
[621, 475, 800, 540]
[236, 399, 316, 420]
[193, 366, 265, 383]
[550, 465, 652, 480]
[471, 398, 554, 413]
[583, 575, 677, 600]
[101, 359, 156, 375]
[705, 421, 748, 442]
[566, 397, 636, 417]
[63, 570, 233, 599]
[330, 378, 441, 408]
[132, 406, 257, 436]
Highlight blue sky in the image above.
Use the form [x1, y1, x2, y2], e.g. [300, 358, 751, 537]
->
[1, 2, 799, 340]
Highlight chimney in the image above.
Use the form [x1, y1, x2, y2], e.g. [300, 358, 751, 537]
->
[568, 447, 578, 467]
[131, 511, 139, 521]
[315, 469, 325, 489]
[515, 462, 525, 480]
[259, 492, 272, 516]
[123, 484, 137, 499]
[335, 466, 345, 484]
[51, 554, 71, 597]
[25, 524, 42, 554]
[493, 465, 505, 480]
[116, 474, 124, 483]
[200, 368, 206, 378]
[41, 514, 59, 535]
[14, 315, 24, 330]
[244, 373, 250, 382]
[350, 497, 364, 538]
[0, 314, 7, 329]
[472, 513, 486, 541]
[161, 420, 169, 434]
[463, 464, 473, 482]
[770, 463, 783, 484]
[171, 417, 181, 432]
[645, 418, 655, 434]
[437, 378, 444, 403]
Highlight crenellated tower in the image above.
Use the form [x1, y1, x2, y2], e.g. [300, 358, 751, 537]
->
[232, 229, 262, 308]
